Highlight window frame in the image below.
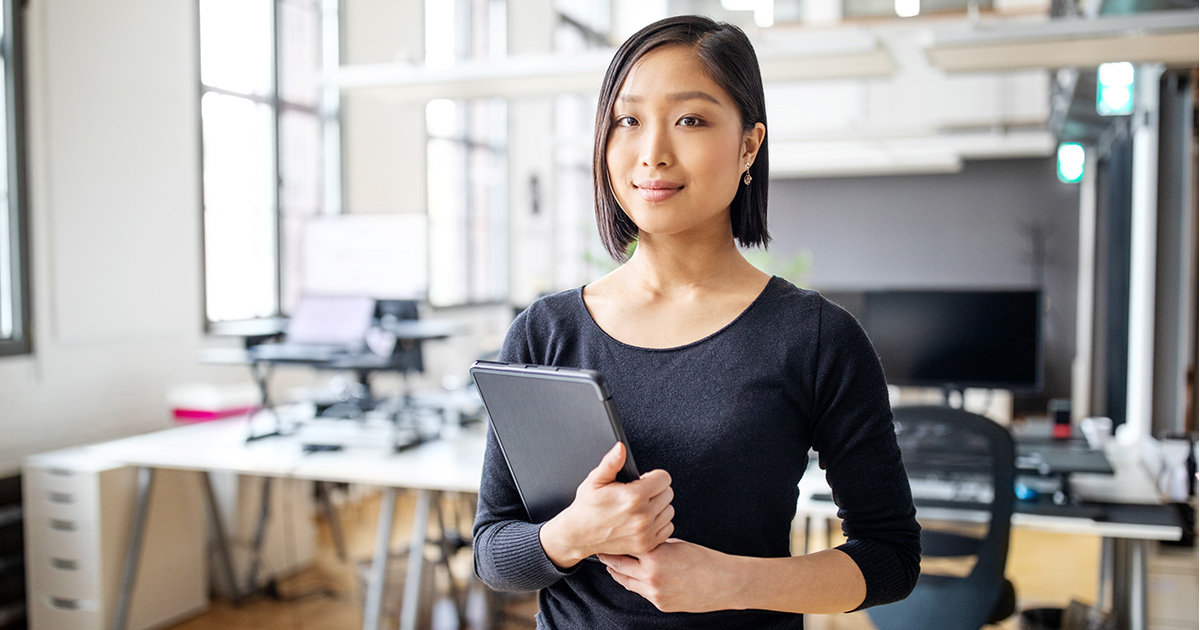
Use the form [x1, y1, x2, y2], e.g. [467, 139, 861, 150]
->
[0, 0, 31, 358]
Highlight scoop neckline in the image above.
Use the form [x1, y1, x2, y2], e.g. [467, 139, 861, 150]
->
[575, 276, 780, 353]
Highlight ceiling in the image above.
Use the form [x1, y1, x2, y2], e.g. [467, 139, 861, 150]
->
[335, 0, 1198, 177]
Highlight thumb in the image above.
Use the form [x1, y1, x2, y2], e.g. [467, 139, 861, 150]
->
[587, 442, 626, 485]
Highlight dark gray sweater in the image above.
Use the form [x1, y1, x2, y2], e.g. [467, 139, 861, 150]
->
[473, 277, 920, 629]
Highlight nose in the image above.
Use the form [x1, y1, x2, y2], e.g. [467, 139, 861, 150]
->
[639, 122, 672, 168]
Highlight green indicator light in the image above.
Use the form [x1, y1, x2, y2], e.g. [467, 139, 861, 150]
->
[1097, 62, 1134, 116]
[1057, 143, 1085, 183]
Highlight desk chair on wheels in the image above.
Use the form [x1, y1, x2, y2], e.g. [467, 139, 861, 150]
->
[866, 405, 1018, 630]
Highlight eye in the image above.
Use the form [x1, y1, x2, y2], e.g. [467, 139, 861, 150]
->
[678, 116, 704, 127]
[614, 115, 638, 127]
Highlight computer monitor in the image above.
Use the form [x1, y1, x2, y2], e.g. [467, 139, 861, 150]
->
[284, 295, 376, 349]
[857, 289, 1043, 393]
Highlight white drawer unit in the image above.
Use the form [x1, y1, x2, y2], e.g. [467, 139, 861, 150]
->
[1147, 542, 1199, 630]
[23, 449, 208, 630]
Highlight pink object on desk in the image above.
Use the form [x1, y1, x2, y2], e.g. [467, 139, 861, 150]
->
[173, 406, 259, 423]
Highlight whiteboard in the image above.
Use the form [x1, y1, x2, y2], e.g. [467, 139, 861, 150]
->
[301, 214, 428, 300]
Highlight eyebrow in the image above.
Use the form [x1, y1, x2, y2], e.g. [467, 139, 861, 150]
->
[617, 90, 722, 105]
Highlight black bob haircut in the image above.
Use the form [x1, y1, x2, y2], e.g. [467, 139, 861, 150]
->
[592, 14, 770, 262]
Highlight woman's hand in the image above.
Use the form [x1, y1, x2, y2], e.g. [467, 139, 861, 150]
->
[539, 442, 675, 569]
[597, 539, 739, 613]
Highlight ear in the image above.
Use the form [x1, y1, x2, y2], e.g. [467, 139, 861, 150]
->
[742, 122, 766, 166]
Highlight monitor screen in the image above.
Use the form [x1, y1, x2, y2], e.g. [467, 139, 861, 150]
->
[859, 289, 1042, 392]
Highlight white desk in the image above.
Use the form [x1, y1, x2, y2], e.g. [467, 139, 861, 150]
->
[72, 417, 486, 630]
[796, 445, 1183, 630]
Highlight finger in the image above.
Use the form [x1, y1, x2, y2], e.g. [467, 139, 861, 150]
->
[636, 469, 672, 492]
[646, 487, 674, 515]
[653, 520, 675, 544]
[586, 442, 626, 486]
[650, 504, 675, 534]
[606, 565, 634, 591]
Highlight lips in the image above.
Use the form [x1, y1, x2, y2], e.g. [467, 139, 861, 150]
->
[634, 180, 683, 202]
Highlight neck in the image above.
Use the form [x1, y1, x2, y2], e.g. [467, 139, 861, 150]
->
[622, 230, 759, 295]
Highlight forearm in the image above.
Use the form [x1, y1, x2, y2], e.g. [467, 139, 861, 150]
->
[724, 548, 866, 614]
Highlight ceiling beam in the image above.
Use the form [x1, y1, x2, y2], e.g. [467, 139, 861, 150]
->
[927, 10, 1199, 72]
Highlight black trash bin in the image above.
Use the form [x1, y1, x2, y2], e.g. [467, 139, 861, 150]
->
[1020, 608, 1063, 630]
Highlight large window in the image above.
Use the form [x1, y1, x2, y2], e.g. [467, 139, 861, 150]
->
[552, 0, 609, 287]
[0, 0, 29, 357]
[199, 0, 337, 323]
[425, 0, 509, 307]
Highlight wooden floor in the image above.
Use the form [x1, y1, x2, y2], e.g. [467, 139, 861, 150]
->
[168, 489, 1102, 630]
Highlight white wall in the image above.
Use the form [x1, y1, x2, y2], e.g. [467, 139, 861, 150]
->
[0, 0, 250, 476]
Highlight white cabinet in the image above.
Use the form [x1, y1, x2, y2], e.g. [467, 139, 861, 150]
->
[23, 449, 207, 630]
[1148, 541, 1199, 630]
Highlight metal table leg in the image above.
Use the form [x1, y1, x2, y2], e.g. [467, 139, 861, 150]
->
[245, 477, 273, 592]
[363, 488, 397, 630]
[316, 481, 348, 561]
[400, 490, 432, 630]
[1098, 536, 1114, 611]
[201, 471, 243, 605]
[111, 467, 154, 630]
[1111, 537, 1150, 630]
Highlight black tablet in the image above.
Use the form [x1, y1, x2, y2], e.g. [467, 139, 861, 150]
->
[469, 360, 640, 523]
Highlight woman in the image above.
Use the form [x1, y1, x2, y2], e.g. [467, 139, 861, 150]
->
[473, 14, 920, 629]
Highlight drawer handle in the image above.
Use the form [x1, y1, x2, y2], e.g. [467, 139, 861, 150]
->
[51, 558, 79, 570]
[49, 519, 76, 532]
[48, 491, 74, 504]
[49, 596, 78, 610]
[47, 468, 73, 477]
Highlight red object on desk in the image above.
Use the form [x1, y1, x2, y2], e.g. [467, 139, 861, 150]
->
[1052, 422, 1073, 439]
[173, 406, 259, 423]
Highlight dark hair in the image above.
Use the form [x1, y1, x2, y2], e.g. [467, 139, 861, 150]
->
[592, 15, 770, 262]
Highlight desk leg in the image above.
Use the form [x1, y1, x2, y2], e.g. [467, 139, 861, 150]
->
[245, 477, 273, 592]
[1111, 538, 1149, 630]
[1098, 537, 1114, 611]
[363, 488, 397, 630]
[400, 490, 432, 630]
[316, 481, 348, 561]
[111, 467, 154, 630]
[201, 472, 242, 605]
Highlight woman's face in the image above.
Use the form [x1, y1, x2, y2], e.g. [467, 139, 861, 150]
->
[605, 44, 762, 244]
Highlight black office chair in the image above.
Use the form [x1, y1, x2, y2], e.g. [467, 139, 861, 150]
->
[373, 299, 425, 375]
[866, 405, 1017, 630]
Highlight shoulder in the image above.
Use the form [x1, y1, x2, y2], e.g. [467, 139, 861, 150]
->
[759, 277, 857, 332]
[500, 287, 588, 363]
[518, 287, 586, 329]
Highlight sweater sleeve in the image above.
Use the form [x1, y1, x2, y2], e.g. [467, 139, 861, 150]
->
[472, 309, 577, 591]
[809, 299, 921, 610]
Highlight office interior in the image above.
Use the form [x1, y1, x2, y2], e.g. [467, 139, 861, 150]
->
[0, 0, 1196, 629]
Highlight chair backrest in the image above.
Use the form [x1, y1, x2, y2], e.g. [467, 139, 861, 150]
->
[374, 299, 424, 374]
[892, 405, 1016, 583]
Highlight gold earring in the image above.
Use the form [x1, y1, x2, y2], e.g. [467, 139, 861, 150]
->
[743, 162, 753, 185]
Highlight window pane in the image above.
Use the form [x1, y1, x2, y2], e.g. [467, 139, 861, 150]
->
[427, 97, 508, 307]
[0, 194, 10, 341]
[279, 0, 321, 108]
[280, 109, 322, 311]
[0, 55, 9, 340]
[280, 110, 322, 214]
[202, 92, 277, 321]
[199, 0, 274, 97]
[424, 0, 457, 68]
[427, 137, 468, 306]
